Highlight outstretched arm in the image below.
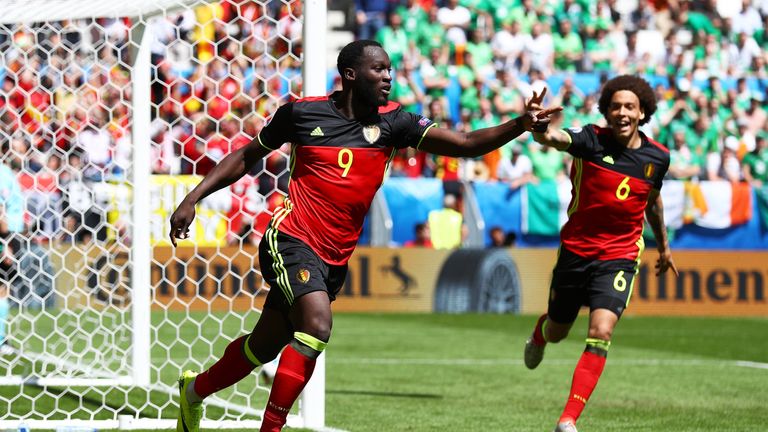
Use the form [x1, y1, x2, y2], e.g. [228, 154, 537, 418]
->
[169, 139, 272, 246]
[645, 189, 678, 276]
[418, 89, 561, 158]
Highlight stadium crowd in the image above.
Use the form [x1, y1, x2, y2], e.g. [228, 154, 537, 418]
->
[0, 0, 767, 246]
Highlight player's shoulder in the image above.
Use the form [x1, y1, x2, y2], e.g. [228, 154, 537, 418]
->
[591, 125, 612, 136]
[291, 95, 330, 112]
[564, 124, 599, 136]
[645, 135, 670, 154]
[295, 95, 330, 104]
[378, 101, 401, 115]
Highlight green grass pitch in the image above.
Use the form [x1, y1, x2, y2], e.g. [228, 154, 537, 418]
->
[1, 312, 766, 431]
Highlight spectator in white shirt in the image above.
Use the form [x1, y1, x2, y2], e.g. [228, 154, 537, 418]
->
[437, 0, 471, 48]
[524, 22, 554, 75]
[497, 145, 533, 189]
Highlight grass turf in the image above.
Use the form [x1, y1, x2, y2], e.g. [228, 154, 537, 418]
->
[1, 312, 766, 431]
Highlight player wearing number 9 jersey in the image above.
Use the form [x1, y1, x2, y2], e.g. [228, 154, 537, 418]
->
[522, 75, 679, 432]
[257, 94, 433, 266]
[168, 39, 562, 432]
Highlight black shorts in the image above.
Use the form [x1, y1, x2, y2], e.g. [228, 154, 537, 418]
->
[547, 246, 639, 324]
[258, 226, 348, 314]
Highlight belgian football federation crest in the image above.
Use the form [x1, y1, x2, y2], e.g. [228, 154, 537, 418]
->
[644, 163, 655, 178]
[297, 269, 311, 284]
[363, 125, 381, 144]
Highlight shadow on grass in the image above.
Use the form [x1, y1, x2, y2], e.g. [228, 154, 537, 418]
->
[328, 389, 442, 399]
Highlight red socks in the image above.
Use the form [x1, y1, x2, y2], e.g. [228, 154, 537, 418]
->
[531, 313, 548, 345]
[259, 344, 317, 432]
[559, 350, 607, 424]
[194, 335, 260, 399]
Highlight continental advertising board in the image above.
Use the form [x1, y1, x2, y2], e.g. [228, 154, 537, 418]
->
[53, 246, 767, 316]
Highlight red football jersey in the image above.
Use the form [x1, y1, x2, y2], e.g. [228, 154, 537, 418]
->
[561, 125, 670, 261]
[258, 93, 436, 264]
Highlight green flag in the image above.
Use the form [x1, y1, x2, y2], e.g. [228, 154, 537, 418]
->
[755, 185, 768, 230]
[522, 179, 569, 236]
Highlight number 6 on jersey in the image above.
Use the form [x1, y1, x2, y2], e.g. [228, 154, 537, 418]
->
[338, 148, 353, 177]
[615, 176, 631, 200]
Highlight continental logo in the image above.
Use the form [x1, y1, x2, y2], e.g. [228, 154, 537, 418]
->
[636, 264, 766, 302]
[297, 269, 311, 284]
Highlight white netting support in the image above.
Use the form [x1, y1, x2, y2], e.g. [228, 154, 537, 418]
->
[0, 0, 327, 429]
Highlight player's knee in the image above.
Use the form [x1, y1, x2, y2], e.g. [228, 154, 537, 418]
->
[587, 324, 613, 341]
[300, 316, 332, 343]
[543, 320, 570, 343]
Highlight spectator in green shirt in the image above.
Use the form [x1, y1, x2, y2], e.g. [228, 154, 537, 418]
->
[505, 0, 539, 33]
[570, 94, 603, 127]
[585, 27, 615, 72]
[529, 143, 566, 182]
[743, 135, 768, 185]
[691, 116, 720, 156]
[466, 28, 495, 78]
[459, 69, 483, 113]
[391, 62, 425, 114]
[396, 0, 428, 43]
[554, 0, 584, 30]
[417, 6, 448, 57]
[668, 127, 703, 180]
[553, 19, 583, 72]
[375, 12, 409, 67]
[492, 70, 524, 116]
[420, 47, 451, 101]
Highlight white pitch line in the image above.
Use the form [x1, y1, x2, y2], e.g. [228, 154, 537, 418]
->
[328, 357, 768, 369]
[734, 360, 768, 370]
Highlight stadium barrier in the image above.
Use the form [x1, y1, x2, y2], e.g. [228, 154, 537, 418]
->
[46, 245, 767, 317]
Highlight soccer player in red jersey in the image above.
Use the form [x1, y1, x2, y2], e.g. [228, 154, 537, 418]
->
[169, 40, 560, 432]
[522, 75, 679, 432]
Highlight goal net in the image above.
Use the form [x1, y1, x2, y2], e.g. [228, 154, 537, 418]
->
[0, 0, 327, 429]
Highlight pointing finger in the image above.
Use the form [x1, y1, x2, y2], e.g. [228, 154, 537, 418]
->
[535, 106, 563, 119]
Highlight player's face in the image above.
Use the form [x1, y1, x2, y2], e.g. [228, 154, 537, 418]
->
[606, 90, 645, 141]
[355, 46, 392, 107]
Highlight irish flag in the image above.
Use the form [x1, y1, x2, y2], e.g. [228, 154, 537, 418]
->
[680, 181, 752, 229]
[661, 180, 751, 229]
[521, 179, 572, 236]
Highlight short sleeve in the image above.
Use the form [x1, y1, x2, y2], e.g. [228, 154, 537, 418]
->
[562, 125, 601, 159]
[258, 103, 294, 150]
[389, 108, 437, 149]
[654, 152, 671, 190]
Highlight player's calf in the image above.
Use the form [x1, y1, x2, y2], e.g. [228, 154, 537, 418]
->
[260, 332, 327, 432]
[558, 338, 610, 426]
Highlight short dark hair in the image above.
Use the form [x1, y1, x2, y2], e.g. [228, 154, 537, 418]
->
[598, 75, 656, 126]
[337, 40, 382, 77]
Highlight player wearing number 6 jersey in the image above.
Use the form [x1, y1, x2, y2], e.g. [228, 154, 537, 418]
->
[169, 39, 560, 432]
[522, 75, 679, 432]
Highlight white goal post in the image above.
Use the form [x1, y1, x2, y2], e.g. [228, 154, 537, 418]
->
[0, 0, 329, 429]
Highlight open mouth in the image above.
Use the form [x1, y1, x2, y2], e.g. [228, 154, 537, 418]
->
[615, 121, 631, 132]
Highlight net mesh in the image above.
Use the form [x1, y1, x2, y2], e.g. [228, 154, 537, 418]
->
[0, 0, 302, 423]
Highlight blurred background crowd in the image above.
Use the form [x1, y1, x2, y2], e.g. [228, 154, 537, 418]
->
[0, 0, 767, 248]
